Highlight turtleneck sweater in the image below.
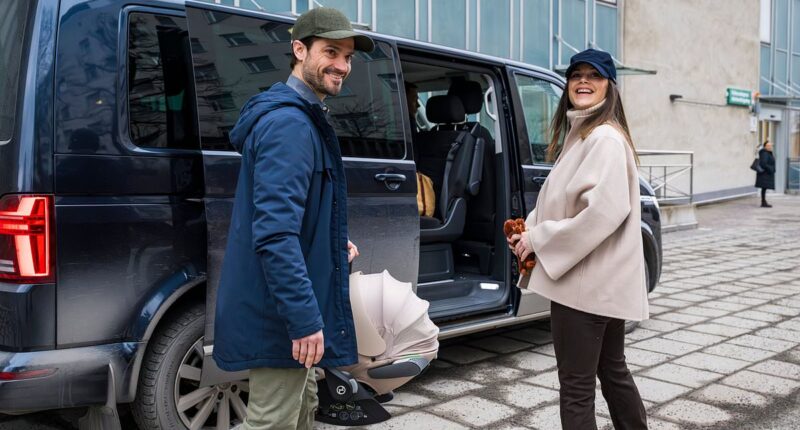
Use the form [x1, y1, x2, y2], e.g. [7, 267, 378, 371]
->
[520, 101, 649, 321]
[559, 100, 606, 161]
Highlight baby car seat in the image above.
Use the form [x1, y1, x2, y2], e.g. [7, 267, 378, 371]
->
[316, 271, 440, 426]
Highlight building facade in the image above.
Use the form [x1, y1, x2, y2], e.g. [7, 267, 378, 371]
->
[621, 0, 761, 202]
[760, 0, 800, 193]
[204, 0, 775, 202]
[205, 0, 621, 71]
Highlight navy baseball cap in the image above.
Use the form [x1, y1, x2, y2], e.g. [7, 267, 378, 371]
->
[565, 48, 616, 83]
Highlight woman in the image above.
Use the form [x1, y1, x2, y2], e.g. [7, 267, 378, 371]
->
[756, 140, 775, 207]
[509, 49, 648, 429]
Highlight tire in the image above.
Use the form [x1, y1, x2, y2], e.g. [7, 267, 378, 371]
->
[131, 302, 249, 430]
[624, 259, 651, 334]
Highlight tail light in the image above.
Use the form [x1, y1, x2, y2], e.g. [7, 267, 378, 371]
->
[0, 368, 57, 381]
[0, 195, 55, 283]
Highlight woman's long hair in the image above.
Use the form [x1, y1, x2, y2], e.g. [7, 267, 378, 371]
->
[546, 80, 638, 164]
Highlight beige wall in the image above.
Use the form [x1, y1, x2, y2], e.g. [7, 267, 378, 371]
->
[621, 0, 760, 198]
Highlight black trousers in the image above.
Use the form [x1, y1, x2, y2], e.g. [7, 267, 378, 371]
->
[761, 188, 768, 204]
[550, 301, 648, 430]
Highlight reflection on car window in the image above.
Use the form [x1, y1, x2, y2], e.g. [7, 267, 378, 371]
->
[186, 9, 406, 159]
[127, 13, 199, 150]
[0, 0, 30, 142]
[514, 74, 562, 164]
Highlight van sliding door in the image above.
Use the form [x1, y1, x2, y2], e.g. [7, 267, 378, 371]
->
[184, 1, 418, 383]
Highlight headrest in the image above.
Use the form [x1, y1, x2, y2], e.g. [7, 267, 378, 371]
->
[448, 80, 483, 114]
[426, 95, 465, 124]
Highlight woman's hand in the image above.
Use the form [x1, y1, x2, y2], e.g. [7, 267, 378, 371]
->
[513, 233, 534, 261]
[347, 240, 359, 263]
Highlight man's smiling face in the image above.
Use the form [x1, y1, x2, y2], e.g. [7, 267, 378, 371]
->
[294, 37, 355, 100]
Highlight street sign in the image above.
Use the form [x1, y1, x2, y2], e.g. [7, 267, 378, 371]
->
[726, 87, 752, 106]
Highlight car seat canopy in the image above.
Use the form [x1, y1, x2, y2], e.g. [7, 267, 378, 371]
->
[345, 270, 439, 394]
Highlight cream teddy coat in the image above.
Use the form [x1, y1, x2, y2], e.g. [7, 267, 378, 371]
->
[520, 102, 649, 321]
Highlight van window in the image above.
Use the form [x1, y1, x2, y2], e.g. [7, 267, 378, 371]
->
[514, 74, 562, 164]
[0, 0, 30, 143]
[186, 10, 406, 159]
[128, 13, 199, 150]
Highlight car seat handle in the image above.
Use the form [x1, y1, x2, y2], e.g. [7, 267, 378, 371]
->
[324, 368, 361, 402]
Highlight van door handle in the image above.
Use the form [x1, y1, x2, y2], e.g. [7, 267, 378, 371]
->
[374, 173, 407, 183]
[531, 176, 546, 191]
[374, 173, 407, 191]
[531, 176, 547, 185]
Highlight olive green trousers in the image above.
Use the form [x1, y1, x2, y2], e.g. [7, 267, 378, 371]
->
[243, 367, 318, 430]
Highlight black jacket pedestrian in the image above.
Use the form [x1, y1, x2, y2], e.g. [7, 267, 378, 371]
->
[755, 148, 776, 190]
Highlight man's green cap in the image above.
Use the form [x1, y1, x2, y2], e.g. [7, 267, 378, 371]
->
[291, 7, 374, 52]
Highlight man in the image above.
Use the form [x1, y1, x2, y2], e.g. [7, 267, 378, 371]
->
[212, 7, 372, 430]
[404, 81, 420, 133]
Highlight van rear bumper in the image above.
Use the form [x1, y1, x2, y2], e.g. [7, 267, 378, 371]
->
[0, 341, 144, 413]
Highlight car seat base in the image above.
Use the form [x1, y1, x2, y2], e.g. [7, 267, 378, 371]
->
[315, 377, 391, 426]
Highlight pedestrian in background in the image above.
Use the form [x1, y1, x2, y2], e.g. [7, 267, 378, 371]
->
[509, 49, 649, 429]
[212, 7, 370, 430]
[756, 139, 776, 208]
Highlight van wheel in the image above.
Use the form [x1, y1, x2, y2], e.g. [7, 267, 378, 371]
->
[624, 259, 651, 334]
[131, 302, 249, 430]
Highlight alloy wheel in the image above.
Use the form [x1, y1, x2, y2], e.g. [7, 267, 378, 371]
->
[173, 337, 249, 430]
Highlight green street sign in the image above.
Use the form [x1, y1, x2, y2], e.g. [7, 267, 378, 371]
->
[726, 88, 752, 107]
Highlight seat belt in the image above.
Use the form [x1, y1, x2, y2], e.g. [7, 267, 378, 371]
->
[439, 130, 472, 219]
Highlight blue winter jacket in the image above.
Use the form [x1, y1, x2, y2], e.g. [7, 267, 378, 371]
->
[212, 83, 357, 370]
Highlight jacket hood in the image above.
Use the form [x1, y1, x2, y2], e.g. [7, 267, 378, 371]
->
[228, 82, 315, 153]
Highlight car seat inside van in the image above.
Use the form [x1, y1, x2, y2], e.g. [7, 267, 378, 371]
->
[402, 59, 510, 321]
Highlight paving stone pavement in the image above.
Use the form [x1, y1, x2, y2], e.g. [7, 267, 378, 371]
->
[313, 194, 800, 430]
[3, 194, 800, 430]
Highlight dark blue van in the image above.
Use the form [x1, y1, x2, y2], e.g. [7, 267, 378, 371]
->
[0, 1, 662, 428]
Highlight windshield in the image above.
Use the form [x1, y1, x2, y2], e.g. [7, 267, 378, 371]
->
[0, 0, 31, 143]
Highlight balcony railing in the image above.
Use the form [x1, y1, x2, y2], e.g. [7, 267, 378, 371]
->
[637, 150, 694, 205]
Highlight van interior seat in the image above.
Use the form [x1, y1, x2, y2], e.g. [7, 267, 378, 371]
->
[416, 95, 464, 219]
[448, 80, 497, 274]
[417, 94, 484, 244]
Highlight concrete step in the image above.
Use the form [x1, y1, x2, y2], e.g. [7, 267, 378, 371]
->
[659, 203, 698, 233]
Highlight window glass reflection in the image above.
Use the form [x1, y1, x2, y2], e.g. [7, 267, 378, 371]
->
[128, 13, 199, 150]
[431, 0, 466, 49]
[595, 3, 618, 58]
[561, 0, 587, 64]
[479, 0, 510, 57]
[522, 0, 550, 68]
[187, 9, 406, 158]
[514, 74, 562, 164]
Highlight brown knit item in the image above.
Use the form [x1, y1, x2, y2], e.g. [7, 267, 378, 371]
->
[503, 218, 536, 276]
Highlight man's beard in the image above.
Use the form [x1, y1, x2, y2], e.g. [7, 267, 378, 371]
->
[302, 64, 343, 97]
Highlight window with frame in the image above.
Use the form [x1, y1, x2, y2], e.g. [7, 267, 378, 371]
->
[187, 9, 406, 158]
[194, 64, 220, 82]
[514, 74, 562, 164]
[242, 55, 277, 73]
[127, 13, 199, 150]
[205, 93, 237, 111]
[261, 22, 291, 42]
[221, 32, 254, 47]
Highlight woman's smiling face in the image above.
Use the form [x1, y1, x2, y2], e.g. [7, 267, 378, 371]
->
[567, 63, 609, 110]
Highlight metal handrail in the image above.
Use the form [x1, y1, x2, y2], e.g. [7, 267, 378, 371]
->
[636, 150, 694, 205]
[789, 158, 800, 191]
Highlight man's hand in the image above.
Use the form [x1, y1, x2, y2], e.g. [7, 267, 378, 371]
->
[347, 240, 359, 263]
[292, 330, 324, 368]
